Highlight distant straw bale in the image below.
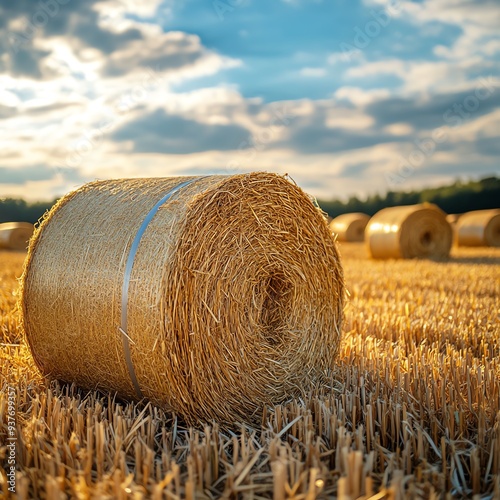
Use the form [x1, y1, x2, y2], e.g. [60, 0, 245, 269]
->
[446, 214, 462, 225]
[22, 173, 344, 424]
[456, 209, 500, 247]
[329, 213, 370, 242]
[0, 222, 34, 251]
[366, 203, 452, 259]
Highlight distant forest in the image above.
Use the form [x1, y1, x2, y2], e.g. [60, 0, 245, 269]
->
[319, 175, 500, 219]
[0, 198, 57, 225]
[0, 175, 498, 224]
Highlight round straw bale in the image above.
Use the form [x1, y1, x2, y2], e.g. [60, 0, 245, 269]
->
[446, 214, 461, 226]
[0, 222, 34, 251]
[366, 203, 452, 259]
[22, 173, 344, 424]
[456, 209, 500, 247]
[446, 214, 462, 246]
[329, 213, 370, 242]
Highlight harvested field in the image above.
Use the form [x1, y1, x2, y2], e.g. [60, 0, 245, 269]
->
[1, 244, 500, 499]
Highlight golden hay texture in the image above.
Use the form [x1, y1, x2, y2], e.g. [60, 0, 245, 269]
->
[0, 223, 34, 251]
[329, 213, 370, 242]
[456, 209, 500, 247]
[446, 213, 462, 226]
[21, 173, 344, 425]
[366, 203, 452, 259]
[2, 245, 500, 498]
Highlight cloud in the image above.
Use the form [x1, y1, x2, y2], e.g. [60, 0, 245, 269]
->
[6, 46, 54, 78]
[0, 0, 236, 83]
[2, 79, 498, 202]
[0, 0, 498, 202]
[101, 31, 238, 79]
[333, 87, 391, 107]
[0, 105, 17, 119]
[365, 84, 500, 130]
[0, 0, 142, 48]
[112, 109, 252, 154]
[347, 0, 500, 98]
[285, 120, 407, 154]
[397, 0, 499, 31]
[300, 67, 327, 78]
[474, 136, 500, 156]
[70, 21, 144, 56]
[346, 59, 407, 79]
[0, 164, 57, 184]
[94, 0, 167, 20]
[366, 0, 500, 63]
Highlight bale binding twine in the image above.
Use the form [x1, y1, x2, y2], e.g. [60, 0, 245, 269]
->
[0, 222, 34, 251]
[22, 173, 344, 424]
[455, 209, 500, 247]
[366, 203, 452, 259]
[329, 213, 370, 242]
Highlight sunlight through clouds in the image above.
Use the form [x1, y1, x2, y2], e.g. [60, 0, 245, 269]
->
[0, 0, 498, 200]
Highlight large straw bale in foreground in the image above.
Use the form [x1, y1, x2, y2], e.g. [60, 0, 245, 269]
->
[366, 203, 452, 259]
[22, 173, 344, 424]
[0, 222, 34, 250]
[456, 209, 500, 247]
[329, 213, 370, 242]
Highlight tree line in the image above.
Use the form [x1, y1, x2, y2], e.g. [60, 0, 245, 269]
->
[0, 198, 57, 224]
[0, 175, 498, 224]
[318, 175, 499, 219]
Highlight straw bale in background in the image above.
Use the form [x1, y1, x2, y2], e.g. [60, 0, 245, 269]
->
[456, 209, 500, 247]
[0, 222, 34, 251]
[329, 213, 370, 242]
[366, 203, 452, 259]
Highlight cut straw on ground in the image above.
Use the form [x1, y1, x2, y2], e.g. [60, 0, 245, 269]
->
[1, 244, 499, 498]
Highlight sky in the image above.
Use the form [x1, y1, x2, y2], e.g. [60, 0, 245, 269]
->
[0, 0, 499, 201]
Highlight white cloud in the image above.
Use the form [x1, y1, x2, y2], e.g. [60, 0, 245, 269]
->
[346, 59, 407, 79]
[101, 31, 241, 79]
[367, 0, 500, 62]
[383, 123, 414, 136]
[94, 0, 167, 19]
[344, 56, 496, 96]
[443, 107, 500, 143]
[300, 67, 327, 78]
[0, 89, 21, 107]
[398, 0, 499, 30]
[333, 86, 391, 106]
[325, 108, 374, 130]
[0, 0, 498, 202]
[2, 75, 497, 202]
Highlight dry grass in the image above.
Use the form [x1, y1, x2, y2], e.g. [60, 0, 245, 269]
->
[1, 244, 500, 499]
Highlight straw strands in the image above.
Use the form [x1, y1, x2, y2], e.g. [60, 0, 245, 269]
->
[456, 209, 500, 247]
[0, 222, 34, 251]
[2, 244, 500, 498]
[21, 173, 344, 425]
[366, 203, 453, 259]
[329, 213, 370, 242]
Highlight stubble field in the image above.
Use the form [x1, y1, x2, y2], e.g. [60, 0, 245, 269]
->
[1, 244, 499, 499]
